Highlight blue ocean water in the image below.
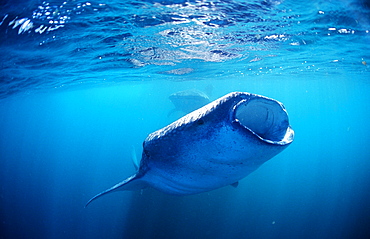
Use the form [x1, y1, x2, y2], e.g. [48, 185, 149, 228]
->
[0, 0, 369, 238]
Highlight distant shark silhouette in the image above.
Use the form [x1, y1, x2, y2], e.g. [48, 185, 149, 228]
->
[167, 89, 211, 117]
[86, 92, 294, 207]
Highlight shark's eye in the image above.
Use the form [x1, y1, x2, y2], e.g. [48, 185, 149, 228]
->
[197, 119, 204, 125]
[235, 98, 289, 141]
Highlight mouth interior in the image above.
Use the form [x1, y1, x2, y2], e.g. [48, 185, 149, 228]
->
[235, 98, 289, 142]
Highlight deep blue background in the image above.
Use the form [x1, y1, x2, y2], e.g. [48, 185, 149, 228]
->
[1, 78, 370, 239]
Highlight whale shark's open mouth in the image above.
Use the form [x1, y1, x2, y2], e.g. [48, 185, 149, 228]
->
[234, 97, 291, 143]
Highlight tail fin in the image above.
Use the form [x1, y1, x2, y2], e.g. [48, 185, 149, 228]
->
[85, 174, 146, 207]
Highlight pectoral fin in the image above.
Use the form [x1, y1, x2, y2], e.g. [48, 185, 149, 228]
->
[85, 174, 147, 207]
[230, 182, 239, 188]
[131, 145, 140, 170]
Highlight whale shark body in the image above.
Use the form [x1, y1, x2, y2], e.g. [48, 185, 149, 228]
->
[86, 92, 294, 207]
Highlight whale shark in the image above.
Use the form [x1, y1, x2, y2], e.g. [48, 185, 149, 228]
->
[168, 89, 211, 117]
[86, 92, 294, 207]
